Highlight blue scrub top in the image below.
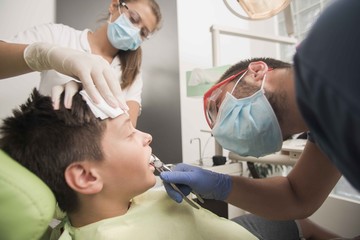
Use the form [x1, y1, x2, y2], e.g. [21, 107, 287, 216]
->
[294, 0, 360, 190]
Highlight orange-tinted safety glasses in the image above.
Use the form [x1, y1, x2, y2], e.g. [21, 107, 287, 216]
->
[203, 69, 247, 128]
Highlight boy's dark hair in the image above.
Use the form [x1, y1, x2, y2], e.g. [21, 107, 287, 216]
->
[0, 89, 106, 213]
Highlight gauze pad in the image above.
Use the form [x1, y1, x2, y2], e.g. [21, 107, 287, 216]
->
[80, 90, 126, 120]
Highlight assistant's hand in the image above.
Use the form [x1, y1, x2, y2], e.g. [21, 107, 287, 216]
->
[160, 163, 232, 203]
[51, 80, 80, 109]
[24, 42, 128, 110]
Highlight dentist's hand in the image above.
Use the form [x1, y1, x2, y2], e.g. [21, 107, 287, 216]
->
[24, 42, 128, 110]
[160, 163, 232, 203]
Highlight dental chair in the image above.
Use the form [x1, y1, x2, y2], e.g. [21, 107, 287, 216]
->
[0, 149, 56, 240]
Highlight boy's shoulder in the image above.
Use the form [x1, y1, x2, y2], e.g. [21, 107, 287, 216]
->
[57, 189, 257, 240]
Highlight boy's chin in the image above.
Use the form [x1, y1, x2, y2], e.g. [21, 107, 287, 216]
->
[149, 176, 157, 188]
[142, 176, 157, 192]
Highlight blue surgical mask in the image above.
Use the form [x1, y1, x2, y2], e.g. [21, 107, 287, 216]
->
[211, 73, 282, 157]
[107, 13, 142, 51]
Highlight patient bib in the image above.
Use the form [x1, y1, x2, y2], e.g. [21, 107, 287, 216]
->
[56, 190, 257, 240]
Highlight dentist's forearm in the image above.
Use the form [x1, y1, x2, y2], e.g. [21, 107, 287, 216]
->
[226, 141, 341, 220]
[226, 175, 313, 220]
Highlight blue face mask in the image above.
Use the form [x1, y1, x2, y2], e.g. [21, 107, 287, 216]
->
[211, 73, 282, 157]
[107, 13, 142, 51]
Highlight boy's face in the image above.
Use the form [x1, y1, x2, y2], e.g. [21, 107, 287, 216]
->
[98, 114, 156, 199]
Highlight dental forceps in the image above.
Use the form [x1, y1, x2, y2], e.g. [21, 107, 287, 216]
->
[150, 154, 204, 210]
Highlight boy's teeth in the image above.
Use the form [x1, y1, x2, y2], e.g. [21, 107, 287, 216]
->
[149, 155, 155, 163]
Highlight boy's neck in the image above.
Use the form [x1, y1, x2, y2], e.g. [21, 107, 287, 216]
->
[69, 200, 132, 228]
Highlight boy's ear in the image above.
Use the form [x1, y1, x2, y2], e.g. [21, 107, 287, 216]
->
[65, 162, 103, 195]
[248, 61, 269, 82]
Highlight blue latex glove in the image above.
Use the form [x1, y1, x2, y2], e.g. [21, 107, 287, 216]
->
[160, 163, 232, 203]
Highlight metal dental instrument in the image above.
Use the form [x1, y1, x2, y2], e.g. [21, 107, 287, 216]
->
[159, 162, 205, 204]
[150, 154, 204, 209]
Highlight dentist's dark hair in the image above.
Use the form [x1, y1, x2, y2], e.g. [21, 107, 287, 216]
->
[220, 57, 291, 81]
[0, 89, 106, 213]
[218, 57, 292, 99]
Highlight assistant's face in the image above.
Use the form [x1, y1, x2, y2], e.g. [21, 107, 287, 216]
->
[111, 1, 158, 40]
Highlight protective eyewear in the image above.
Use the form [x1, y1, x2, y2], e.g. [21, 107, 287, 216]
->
[119, 1, 152, 40]
[203, 69, 248, 129]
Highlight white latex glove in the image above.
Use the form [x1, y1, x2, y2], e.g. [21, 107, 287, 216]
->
[24, 42, 128, 110]
[51, 80, 80, 110]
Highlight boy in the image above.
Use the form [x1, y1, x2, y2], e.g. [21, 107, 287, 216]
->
[0, 89, 256, 239]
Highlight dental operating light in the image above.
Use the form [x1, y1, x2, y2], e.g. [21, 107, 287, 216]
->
[223, 0, 291, 20]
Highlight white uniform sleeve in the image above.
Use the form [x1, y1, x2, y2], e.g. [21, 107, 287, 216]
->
[5, 23, 65, 44]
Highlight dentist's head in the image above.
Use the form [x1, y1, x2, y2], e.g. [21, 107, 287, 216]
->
[203, 58, 306, 157]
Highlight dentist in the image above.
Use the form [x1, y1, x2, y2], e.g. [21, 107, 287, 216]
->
[0, 0, 162, 126]
[161, 0, 360, 226]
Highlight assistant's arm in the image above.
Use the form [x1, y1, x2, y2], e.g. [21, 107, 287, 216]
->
[0, 41, 127, 110]
[0, 41, 32, 79]
[126, 101, 140, 127]
[227, 140, 341, 220]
